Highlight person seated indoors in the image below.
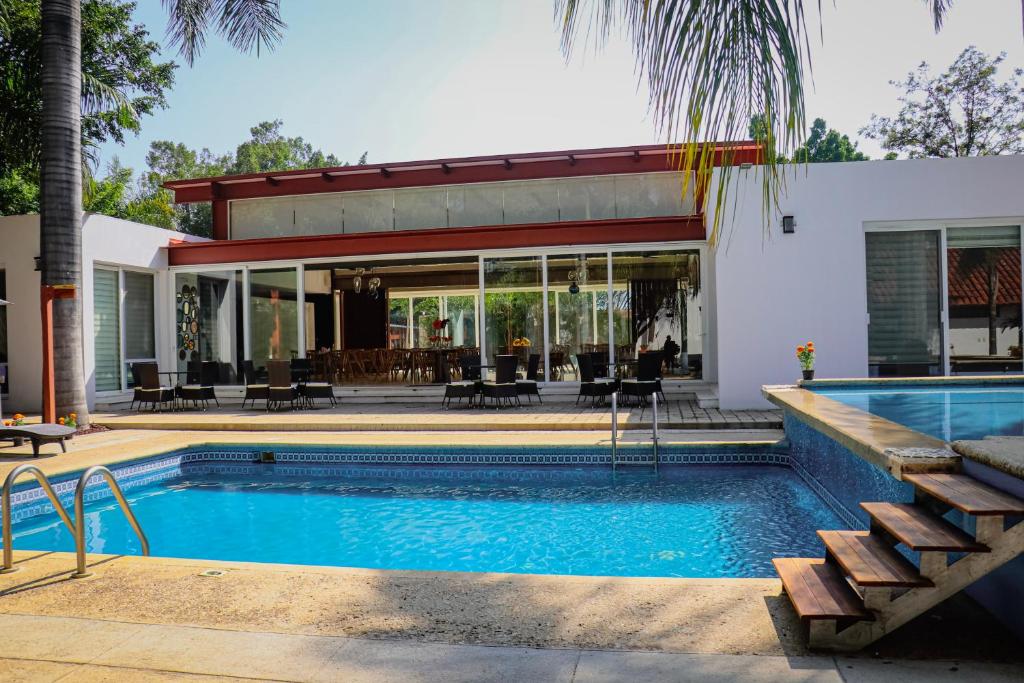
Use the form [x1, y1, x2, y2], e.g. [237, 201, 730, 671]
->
[662, 336, 681, 372]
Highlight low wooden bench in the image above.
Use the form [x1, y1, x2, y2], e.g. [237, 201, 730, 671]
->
[0, 424, 76, 456]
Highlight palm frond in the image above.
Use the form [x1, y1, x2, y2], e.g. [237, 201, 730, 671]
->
[81, 71, 138, 129]
[925, 0, 954, 31]
[162, 0, 214, 67]
[558, 0, 812, 245]
[215, 0, 285, 59]
[162, 0, 285, 66]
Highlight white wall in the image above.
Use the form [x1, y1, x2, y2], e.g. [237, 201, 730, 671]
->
[0, 213, 205, 413]
[709, 155, 1024, 409]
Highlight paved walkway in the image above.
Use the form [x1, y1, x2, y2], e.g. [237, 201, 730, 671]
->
[90, 401, 782, 432]
[0, 614, 1018, 682]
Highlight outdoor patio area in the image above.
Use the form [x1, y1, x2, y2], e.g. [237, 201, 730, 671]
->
[89, 400, 782, 432]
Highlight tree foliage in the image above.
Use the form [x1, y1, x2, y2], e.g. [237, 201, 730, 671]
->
[142, 119, 368, 236]
[861, 47, 1024, 158]
[749, 115, 867, 163]
[0, 0, 175, 167]
[0, 0, 175, 211]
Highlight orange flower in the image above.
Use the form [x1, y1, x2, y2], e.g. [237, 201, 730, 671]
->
[806, 342, 814, 349]
[13, 413, 24, 420]
[57, 417, 65, 425]
[796, 346, 805, 353]
[69, 412, 77, 419]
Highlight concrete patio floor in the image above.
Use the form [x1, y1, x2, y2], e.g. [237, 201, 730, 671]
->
[0, 551, 1020, 682]
[89, 400, 782, 432]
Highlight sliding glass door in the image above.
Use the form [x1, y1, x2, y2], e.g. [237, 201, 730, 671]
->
[866, 231, 944, 376]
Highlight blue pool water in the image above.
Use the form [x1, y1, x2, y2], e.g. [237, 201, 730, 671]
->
[10, 463, 843, 578]
[813, 384, 1024, 442]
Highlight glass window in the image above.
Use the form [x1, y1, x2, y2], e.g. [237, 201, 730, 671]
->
[946, 226, 1022, 374]
[412, 296, 441, 347]
[448, 184, 503, 228]
[389, 297, 411, 349]
[446, 295, 478, 348]
[124, 271, 155, 362]
[558, 177, 617, 222]
[547, 253, 609, 380]
[484, 256, 544, 375]
[93, 268, 121, 391]
[343, 191, 393, 234]
[866, 231, 943, 376]
[294, 194, 343, 236]
[176, 270, 244, 383]
[502, 180, 559, 225]
[395, 187, 447, 231]
[230, 197, 294, 239]
[610, 250, 702, 378]
[249, 268, 299, 369]
[615, 172, 690, 218]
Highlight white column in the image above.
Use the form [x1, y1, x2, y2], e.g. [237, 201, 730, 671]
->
[541, 254, 550, 382]
[296, 264, 306, 358]
[118, 268, 127, 391]
[242, 267, 251, 362]
[478, 256, 487, 369]
[607, 252, 615, 367]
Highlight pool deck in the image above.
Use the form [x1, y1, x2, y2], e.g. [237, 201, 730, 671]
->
[0, 550, 1020, 682]
[87, 401, 782, 432]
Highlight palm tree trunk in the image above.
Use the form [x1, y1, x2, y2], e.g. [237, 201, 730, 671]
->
[40, 0, 89, 426]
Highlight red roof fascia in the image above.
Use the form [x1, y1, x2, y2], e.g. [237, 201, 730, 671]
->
[167, 215, 705, 267]
[165, 142, 760, 204]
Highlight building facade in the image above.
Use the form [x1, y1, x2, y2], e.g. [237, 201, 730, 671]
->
[2, 148, 1023, 413]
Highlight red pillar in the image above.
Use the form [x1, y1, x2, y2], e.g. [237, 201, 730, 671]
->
[40, 284, 76, 423]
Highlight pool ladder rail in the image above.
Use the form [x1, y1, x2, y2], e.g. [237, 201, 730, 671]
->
[610, 391, 659, 471]
[1, 464, 149, 578]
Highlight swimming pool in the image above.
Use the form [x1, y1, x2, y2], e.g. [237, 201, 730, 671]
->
[812, 383, 1024, 442]
[8, 460, 843, 578]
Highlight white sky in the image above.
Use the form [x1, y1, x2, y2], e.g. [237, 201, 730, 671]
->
[99, 0, 1024, 173]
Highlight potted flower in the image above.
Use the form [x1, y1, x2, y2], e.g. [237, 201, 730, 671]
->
[796, 341, 815, 380]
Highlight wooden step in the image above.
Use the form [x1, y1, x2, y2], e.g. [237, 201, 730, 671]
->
[903, 473, 1024, 516]
[860, 503, 990, 552]
[818, 530, 933, 588]
[772, 558, 873, 621]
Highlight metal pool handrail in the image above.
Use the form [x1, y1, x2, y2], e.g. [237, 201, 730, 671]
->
[73, 465, 149, 578]
[1, 464, 78, 574]
[611, 391, 618, 469]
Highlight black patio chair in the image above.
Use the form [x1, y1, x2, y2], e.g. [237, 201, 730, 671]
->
[178, 361, 220, 410]
[516, 353, 542, 404]
[129, 362, 145, 410]
[442, 354, 481, 409]
[295, 358, 335, 408]
[480, 355, 520, 408]
[266, 360, 298, 411]
[241, 360, 269, 409]
[576, 353, 616, 406]
[621, 352, 666, 406]
[134, 362, 176, 412]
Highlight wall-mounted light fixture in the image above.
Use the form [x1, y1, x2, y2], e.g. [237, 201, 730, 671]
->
[33, 256, 42, 271]
[782, 215, 796, 234]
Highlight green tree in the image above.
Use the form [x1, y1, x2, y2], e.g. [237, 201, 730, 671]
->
[792, 118, 868, 163]
[749, 115, 867, 163]
[861, 47, 1024, 158]
[83, 159, 175, 228]
[0, 0, 176, 209]
[141, 120, 367, 237]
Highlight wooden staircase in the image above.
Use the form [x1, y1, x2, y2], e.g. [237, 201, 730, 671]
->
[774, 472, 1024, 651]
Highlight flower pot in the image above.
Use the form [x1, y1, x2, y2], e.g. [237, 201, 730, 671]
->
[802, 369, 815, 381]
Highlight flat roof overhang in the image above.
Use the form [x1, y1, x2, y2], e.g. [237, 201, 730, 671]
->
[163, 143, 761, 204]
[166, 215, 705, 267]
